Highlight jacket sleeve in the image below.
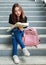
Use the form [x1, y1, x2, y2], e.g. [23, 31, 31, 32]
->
[24, 16, 27, 23]
[23, 16, 28, 28]
[9, 14, 13, 24]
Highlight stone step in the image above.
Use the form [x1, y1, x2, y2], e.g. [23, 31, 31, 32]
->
[0, 34, 46, 44]
[0, 44, 46, 56]
[0, 27, 46, 35]
[0, 22, 46, 27]
[0, 0, 35, 2]
[0, 2, 43, 5]
[0, 1, 34, 2]
[0, 11, 46, 16]
[0, 15, 46, 17]
[0, 7, 46, 11]
[0, 0, 35, 1]
[0, 1, 36, 4]
[0, 21, 46, 23]
[0, 1, 42, 3]
[0, 2, 44, 6]
[27, 17, 46, 21]
[0, 17, 46, 21]
[0, 4, 44, 7]
[0, 56, 46, 65]
[0, 10, 46, 14]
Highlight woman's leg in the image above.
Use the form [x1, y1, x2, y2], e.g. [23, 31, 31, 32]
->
[17, 36, 25, 49]
[16, 33, 30, 56]
[12, 36, 18, 55]
[12, 35, 20, 63]
[14, 29, 30, 56]
[14, 29, 25, 49]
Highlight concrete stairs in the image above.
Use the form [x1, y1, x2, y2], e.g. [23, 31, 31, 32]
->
[0, 56, 46, 65]
[0, 0, 46, 64]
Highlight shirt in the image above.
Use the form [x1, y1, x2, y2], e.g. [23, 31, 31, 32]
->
[9, 14, 27, 25]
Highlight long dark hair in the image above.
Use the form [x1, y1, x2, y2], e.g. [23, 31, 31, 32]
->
[11, 3, 25, 23]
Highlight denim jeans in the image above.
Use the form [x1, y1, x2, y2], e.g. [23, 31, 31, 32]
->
[11, 28, 25, 55]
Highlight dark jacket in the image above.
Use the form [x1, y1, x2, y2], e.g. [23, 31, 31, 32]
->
[9, 14, 27, 25]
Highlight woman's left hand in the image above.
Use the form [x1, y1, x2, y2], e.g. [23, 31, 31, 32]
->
[18, 25, 24, 31]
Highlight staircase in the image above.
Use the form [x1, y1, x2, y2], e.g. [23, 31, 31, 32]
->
[0, 0, 46, 65]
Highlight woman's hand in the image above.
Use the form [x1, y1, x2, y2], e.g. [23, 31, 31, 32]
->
[18, 25, 24, 31]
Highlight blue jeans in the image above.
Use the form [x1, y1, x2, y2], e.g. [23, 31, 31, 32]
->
[11, 28, 25, 55]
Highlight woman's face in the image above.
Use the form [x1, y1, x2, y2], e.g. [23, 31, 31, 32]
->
[15, 7, 22, 17]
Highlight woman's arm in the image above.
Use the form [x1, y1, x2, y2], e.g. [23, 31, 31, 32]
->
[23, 16, 27, 23]
[7, 14, 15, 32]
[7, 24, 14, 32]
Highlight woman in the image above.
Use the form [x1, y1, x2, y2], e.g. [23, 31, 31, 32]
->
[9, 3, 30, 64]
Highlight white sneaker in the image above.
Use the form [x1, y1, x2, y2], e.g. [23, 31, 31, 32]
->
[13, 55, 20, 64]
[23, 47, 30, 56]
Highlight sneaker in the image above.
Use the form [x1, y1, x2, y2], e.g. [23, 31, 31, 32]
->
[13, 55, 20, 64]
[23, 47, 30, 56]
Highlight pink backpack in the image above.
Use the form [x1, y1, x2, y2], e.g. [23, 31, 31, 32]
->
[22, 27, 40, 48]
